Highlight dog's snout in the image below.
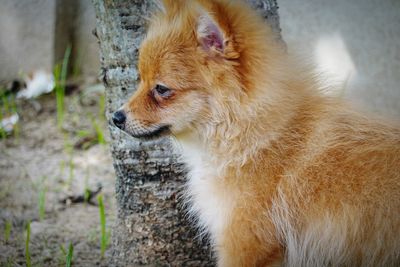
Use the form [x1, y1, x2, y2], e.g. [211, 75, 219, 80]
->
[112, 110, 126, 129]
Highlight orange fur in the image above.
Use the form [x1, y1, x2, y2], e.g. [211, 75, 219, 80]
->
[121, 0, 400, 266]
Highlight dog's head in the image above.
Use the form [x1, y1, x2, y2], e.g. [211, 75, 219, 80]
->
[113, 0, 282, 139]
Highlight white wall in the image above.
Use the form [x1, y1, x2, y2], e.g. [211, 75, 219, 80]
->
[0, 0, 56, 80]
[0, 0, 100, 81]
[279, 0, 400, 117]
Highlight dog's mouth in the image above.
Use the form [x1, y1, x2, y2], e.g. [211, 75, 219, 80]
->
[112, 120, 171, 140]
[130, 124, 171, 140]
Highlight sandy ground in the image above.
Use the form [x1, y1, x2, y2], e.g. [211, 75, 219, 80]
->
[0, 87, 116, 266]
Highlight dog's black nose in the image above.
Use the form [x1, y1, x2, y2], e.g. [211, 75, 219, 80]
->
[112, 110, 126, 129]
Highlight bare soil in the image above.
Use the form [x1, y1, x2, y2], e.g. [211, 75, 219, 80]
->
[0, 87, 116, 266]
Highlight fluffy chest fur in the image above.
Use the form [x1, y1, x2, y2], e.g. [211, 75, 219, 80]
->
[176, 137, 237, 244]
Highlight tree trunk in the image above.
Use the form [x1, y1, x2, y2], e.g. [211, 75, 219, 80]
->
[92, 1, 282, 266]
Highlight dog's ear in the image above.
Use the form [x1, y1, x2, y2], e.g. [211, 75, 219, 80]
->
[197, 12, 225, 55]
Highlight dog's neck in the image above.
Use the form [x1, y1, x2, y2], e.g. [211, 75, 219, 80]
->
[176, 77, 314, 176]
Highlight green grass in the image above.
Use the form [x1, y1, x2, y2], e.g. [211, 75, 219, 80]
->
[2, 94, 10, 113]
[0, 110, 6, 139]
[36, 176, 47, 221]
[60, 160, 65, 178]
[97, 194, 108, 258]
[59, 244, 66, 265]
[68, 157, 75, 186]
[59, 242, 74, 267]
[1, 95, 7, 137]
[84, 112, 107, 146]
[54, 64, 63, 128]
[84, 168, 90, 203]
[86, 228, 97, 245]
[66, 242, 74, 267]
[77, 129, 91, 138]
[38, 188, 46, 221]
[92, 118, 106, 145]
[25, 221, 32, 267]
[76, 117, 107, 148]
[84, 188, 91, 203]
[10, 95, 19, 140]
[59, 244, 67, 256]
[54, 45, 72, 129]
[72, 48, 82, 78]
[5, 257, 14, 267]
[4, 221, 11, 243]
[0, 94, 19, 139]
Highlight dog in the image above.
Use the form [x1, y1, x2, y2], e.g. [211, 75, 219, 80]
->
[112, 0, 400, 266]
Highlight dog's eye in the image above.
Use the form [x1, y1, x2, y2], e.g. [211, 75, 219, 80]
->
[154, 84, 172, 98]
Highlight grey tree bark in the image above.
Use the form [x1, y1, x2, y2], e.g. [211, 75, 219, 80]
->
[92, 1, 282, 266]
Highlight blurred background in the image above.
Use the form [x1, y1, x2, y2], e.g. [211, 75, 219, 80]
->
[280, 0, 400, 118]
[0, 0, 399, 266]
[0, 1, 115, 266]
[0, 0, 99, 80]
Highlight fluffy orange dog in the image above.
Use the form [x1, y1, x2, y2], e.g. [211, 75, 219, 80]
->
[112, 0, 400, 266]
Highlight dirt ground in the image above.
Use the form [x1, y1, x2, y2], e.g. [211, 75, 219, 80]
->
[0, 85, 116, 266]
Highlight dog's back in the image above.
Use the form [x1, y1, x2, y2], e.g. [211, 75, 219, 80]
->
[268, 104, 400, 266]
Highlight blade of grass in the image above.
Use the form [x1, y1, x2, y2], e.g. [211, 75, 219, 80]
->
[10, 95, 19, 141]
[38, 188, 46, 221]
[84, 168, 90, 203]
[38, 176, 47, 221]
[2, 95, 9, 113]
[4, 221, 11, 243]
[25, 221, 32, 267]
[66, 242, 73, 267]
[60, 160, 65, 178]
[54, 64, 63, 128]
[92, 118, 106, 145]
[97, 194, 107, 258]
[6, 257, 14, 267]
[68, 157, 74, 187]
[0, 109, 6, 139]
[55, 45, 72, 128]
[59, 244, 66, 256]
[61, 45, 71, 89]
[77, 129, 91, 138]
[72, 48, 82, 78]
[0, 96, 9, 139]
